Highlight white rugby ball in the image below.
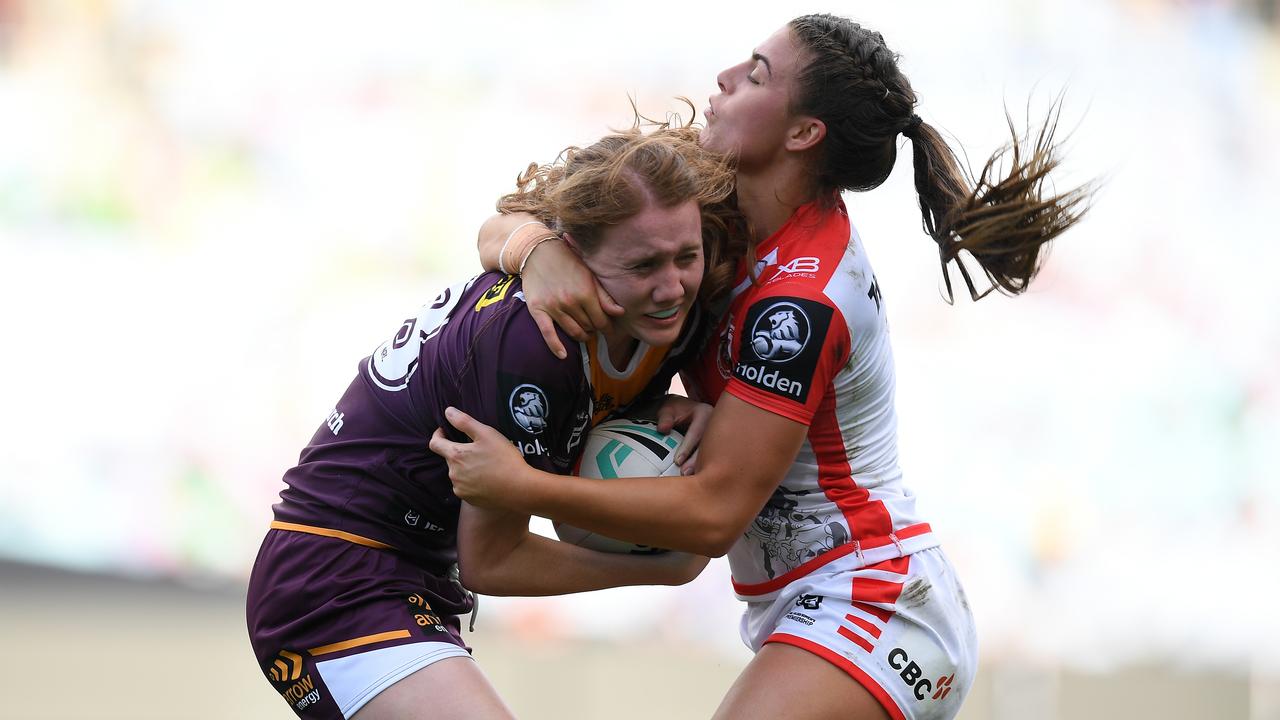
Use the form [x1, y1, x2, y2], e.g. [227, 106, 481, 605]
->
[553, 417, 683, 554]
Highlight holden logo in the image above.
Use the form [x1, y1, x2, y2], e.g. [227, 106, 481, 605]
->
[749, 302, 810, 362]
[509, 384, 549, 435]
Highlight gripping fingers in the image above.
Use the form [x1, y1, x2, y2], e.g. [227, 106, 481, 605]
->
[657, 404, 678, 434]
[532, 310, 568, 360]
[551, 310, 588, 343]
[673, 403, 712, 465]
[679, 449, 699, 476]
[596, 283, 625, 318]
[428, 427, 454, 458]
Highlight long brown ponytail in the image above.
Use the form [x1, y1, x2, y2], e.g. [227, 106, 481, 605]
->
[789, 14, 1092, 301]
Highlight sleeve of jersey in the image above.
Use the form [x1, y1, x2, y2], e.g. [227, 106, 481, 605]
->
[448, 313, 587, 476]
[723, 291, 851, 425]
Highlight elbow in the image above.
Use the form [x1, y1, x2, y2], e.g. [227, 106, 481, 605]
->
[455, 562, 489, 595]
[694, 524, 739, 558]
[701, 535, 734, 559]
[456, 558, 508, 597]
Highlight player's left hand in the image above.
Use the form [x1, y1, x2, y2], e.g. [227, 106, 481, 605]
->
[655, 394, 713, 475]
[430, 407, 523, 509]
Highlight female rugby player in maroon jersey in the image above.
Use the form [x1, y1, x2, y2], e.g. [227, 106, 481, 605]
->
[248, 127, 739, 720]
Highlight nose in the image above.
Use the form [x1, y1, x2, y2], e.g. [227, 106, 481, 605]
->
[715, 65, 733, 94]
[716, 59, 748, 94]
[651, 264, 686, 306]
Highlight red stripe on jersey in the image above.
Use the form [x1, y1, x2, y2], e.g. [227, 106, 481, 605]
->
[852, 578, 905, 606]
[806, 384, 895, 541]
[845, 613, 883, 639]
[837, 624, 876, 652]
[732, 523, 932, 596]
[868, 555, 911, 575]
[765, 633, 907, 720]
[852, 601, 895, 623]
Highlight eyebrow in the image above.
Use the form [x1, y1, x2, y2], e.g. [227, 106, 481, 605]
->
[752, 51, 773, 77]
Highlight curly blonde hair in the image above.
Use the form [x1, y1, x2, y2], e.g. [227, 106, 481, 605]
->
[498, 123, 749, 307]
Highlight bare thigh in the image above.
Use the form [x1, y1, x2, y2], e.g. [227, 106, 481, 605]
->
[351, 656, 515, 720]
[713, 642, 892, 720]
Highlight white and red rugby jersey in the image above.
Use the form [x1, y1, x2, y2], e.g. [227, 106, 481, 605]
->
[683, 199, 938, 600]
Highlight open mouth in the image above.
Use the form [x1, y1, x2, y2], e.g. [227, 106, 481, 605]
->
[645, 307, 680, 320]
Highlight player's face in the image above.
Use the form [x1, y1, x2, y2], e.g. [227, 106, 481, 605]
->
[579, 199, 704, 350]
[701, 26, 808, 170]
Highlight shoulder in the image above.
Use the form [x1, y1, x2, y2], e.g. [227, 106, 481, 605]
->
[462, 273, 582, 366]
[764, 218, 884, 332]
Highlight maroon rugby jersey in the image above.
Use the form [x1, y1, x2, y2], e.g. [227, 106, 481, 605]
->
[272, 272, 699, 576]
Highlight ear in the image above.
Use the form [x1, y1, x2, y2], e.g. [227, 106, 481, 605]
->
[784, 116, 826, 153]
[561, 231, 583, 255]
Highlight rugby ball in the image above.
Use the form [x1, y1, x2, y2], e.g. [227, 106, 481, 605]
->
[553, 418, 683, 554]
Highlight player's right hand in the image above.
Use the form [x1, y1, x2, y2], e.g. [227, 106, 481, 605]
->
[430, 407, 525, 509]
[522, 239, 624, 359]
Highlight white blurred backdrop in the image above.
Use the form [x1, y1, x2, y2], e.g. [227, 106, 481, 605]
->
[1, 0, 1277, 717]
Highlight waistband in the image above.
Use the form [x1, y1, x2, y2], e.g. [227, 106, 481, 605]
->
[731, 523, 938, 599]
[270, 520, 397, 551]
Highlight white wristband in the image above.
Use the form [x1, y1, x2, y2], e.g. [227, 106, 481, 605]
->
[498, 221, 545, 275]
[518, 236, 560, 275]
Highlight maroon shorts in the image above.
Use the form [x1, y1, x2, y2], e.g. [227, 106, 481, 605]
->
[246, 528, 474, 719]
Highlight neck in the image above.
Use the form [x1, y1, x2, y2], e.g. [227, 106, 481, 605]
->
[601, 328, 639, 369]
[736, 156, 820, 242]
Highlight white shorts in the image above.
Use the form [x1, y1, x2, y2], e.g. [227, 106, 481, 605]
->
[739, 547, 978, 720]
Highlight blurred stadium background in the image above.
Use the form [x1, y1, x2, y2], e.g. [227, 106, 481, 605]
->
[2, 0, 1277, 717]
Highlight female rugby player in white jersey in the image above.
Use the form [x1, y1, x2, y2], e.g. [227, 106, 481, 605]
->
[431, 14, 1091, 720]
[247, 127, 739, 720]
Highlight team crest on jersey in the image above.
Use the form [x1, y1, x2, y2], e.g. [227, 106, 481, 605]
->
[509, 384, 549, 435]
[715, 317, 736, 379]
[734, 296, 832, 404]
[474, 275, 516, 311]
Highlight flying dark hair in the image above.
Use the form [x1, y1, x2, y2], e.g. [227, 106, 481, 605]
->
[789, 13, 1092, 300]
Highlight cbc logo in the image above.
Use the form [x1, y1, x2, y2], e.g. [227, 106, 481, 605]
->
[509, 384, 550, 435]
[749, 302, 811, 362]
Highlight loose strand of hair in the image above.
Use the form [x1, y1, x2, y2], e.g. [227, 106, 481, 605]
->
[911, 98, 1092, 302]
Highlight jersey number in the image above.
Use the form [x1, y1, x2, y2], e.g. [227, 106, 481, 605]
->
[367, 279, 470, 391]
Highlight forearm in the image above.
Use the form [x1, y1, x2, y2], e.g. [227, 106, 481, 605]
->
[467, 533, 704, 597]
[496, 396, 807, 556]
[457, 503, 702, 596]
[477, 213, 552, 274]
[438, 396, 803, 558]
[507, 465, 736, 557]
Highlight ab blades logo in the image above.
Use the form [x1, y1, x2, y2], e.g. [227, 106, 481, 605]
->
[509, 384, 550, 435]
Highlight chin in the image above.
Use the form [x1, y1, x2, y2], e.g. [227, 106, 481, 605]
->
[639, 321, 685, 348]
